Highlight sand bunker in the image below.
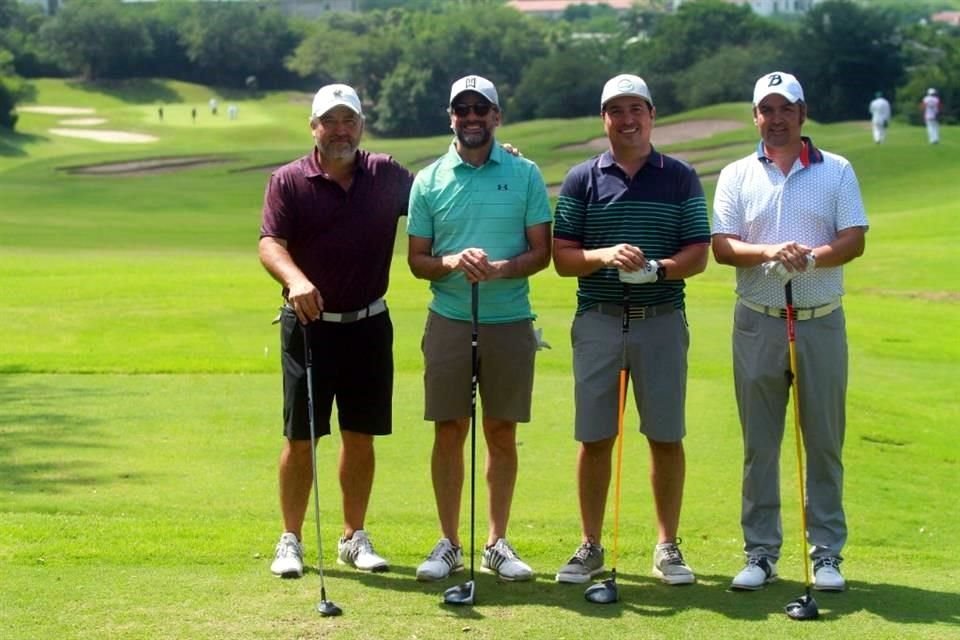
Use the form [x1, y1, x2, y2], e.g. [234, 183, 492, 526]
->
[560, 119, 744, 152]
[49, 128, 158, 144]
[65, 156, 228, 175]
[59, 118, 107, 126]
[19, 106, 97, 115]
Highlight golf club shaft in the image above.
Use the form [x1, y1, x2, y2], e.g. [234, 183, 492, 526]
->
[469, 282, 479, 581]
[303, 324, 330, 599]
[612, 284, 631, 575]
[785, 282, 813, 590]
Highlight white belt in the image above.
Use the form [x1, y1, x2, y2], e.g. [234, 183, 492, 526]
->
[320, 298, 387, 323]
[739, 298, 840, 321]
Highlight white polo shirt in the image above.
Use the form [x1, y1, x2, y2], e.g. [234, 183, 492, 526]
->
[712, 138, 869, 308]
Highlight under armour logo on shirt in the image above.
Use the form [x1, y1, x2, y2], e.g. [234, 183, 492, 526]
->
[497, 184, 509, 191]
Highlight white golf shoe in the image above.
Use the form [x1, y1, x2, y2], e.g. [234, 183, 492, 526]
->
[731, 555, 778, 590]
[337, 530, 389, 572]
[481, 538, 534, 581]
[416, 538, 464, 581]
[270, 532, 304, 578]
[813, 556, 845, 591]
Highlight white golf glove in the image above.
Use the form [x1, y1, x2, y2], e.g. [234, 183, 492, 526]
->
[618, 259, 660, 284]
[763, 254, 816, 284]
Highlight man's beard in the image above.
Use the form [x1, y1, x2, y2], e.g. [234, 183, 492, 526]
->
[319, 138, 358, 160]
[456, 126, 491, 149]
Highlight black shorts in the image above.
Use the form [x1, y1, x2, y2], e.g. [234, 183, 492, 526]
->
[279, 306, 393, 439]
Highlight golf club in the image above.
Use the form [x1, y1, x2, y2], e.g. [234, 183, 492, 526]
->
[782, 281, 819, 621]
[303, 324, 343, 617]
[585, 284, 630, 605]
[443, 282, 480, 606]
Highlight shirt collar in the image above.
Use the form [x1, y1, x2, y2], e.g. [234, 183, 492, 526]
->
[754, 136, 823, 167]
[598, 146, 664, 171]
[442, 139, 502, 169]
[303, 148, 367, 179]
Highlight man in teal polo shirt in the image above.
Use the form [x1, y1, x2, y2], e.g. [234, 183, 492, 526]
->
[408, 74, 552, 582]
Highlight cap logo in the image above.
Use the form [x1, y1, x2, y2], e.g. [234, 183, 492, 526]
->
[766, 74, 783, 87]
[465, 77, 477, 89]
[333, 89, 343, 98]
[617, 78, 634, 91]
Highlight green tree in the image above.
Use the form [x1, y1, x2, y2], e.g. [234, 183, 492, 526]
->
[38, 0, 152, 80]
[0, 47, 30, 129]
[675, 43, 786, 110]
[512, 46, 616, 120]
[898, 22, 959, 125]
[179, 2, 298, 88]
[791, 1, 904, 123]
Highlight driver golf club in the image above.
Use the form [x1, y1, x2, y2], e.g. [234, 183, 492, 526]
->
[443, 282, 480, 606]
[585, 284, 630, 605]
[303, 324, 343, 617]
[782, 281, 819, 621]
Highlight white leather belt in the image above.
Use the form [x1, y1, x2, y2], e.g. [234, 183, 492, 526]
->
[739, 298, 840, 321]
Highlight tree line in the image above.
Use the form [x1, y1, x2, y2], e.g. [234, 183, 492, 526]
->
[0, 0, 956, 135]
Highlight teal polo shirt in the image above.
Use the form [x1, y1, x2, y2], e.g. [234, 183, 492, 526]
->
[408, 141, 552, 323]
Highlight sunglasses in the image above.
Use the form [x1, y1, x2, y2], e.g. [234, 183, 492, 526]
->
[451, 102, 494, 117]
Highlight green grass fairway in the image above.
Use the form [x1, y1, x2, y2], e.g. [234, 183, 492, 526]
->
[1, 79, 958, 639]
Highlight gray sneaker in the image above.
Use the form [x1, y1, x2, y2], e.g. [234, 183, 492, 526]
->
[652, 540, 695, 585]
[555, 542, 605, 584]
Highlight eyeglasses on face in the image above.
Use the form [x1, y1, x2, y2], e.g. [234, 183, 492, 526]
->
[451, 102, 494, 118]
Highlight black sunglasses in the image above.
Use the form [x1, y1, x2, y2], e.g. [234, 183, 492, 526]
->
[451, 102, 494, 117]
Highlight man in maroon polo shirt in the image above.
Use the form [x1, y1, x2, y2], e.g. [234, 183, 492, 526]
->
[259, 84, 414, 577]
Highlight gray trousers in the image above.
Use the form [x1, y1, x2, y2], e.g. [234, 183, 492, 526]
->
[732, 301, 848, 561]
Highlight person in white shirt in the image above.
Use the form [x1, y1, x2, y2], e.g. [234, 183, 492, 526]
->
[868, 91, 891, 144]
[920, 88, 941, 144]
[712, 71, 868, 595]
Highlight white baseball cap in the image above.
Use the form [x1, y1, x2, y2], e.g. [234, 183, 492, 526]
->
[927, 87, 937, 96]
[753, 71, 804, 105]
[449, 75, 499, 107]
[310, 84, 362, 119]
[601, 74, 654, 109]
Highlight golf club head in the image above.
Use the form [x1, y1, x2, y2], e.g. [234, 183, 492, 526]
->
[584, 578, 619, 604]
[784, 593, 819, 620]
[443, 580, 475, 606]
[316, 599, 342, 617]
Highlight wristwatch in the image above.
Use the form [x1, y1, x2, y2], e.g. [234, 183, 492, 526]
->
[656, 264, 667, 282]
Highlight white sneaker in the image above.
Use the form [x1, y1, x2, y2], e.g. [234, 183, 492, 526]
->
[416, 538, 464, 581]
[731, 556, 778, 590]
[813, 556, 845, 591]
[270, 532, 304, 578]
[652, 540, 696, 585]
[481, 538, 534, 581]
[337, 530, 388, 572]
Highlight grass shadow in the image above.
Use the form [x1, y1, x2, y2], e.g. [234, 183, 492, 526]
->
[67, 78, 183, 105]
[0, 375, 115, 493]
[0, 130, 45, 157]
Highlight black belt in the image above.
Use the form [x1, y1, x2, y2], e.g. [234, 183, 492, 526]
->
[589, 302, 676, 320]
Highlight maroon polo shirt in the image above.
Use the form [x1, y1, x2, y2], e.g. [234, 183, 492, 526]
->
[260, 148, 414, 312]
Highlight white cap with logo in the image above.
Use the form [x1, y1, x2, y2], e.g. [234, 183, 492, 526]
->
[449, 75, 499, 107]
[753, 72, 804, 106]
[310, 84, 362, 120]
[601, 74, 654, 109]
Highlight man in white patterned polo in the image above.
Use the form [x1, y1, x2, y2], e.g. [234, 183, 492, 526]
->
[712, 71, 868, 593]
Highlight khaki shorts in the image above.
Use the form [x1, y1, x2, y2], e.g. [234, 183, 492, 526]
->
[421, 310, 537, 423]
[572, 307, 689, 443]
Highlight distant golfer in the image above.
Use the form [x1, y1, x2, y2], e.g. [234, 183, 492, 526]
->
[407, 74, 551, 583]
[552, 74, 708, 587]
[920, 88, 941, 144]
[712, 71, 869, 592]
[868, 91, 891, 144]
[259, 83, 414, 578]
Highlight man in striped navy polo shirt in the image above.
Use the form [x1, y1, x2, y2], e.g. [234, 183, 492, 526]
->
[552, 74, 710, 587]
